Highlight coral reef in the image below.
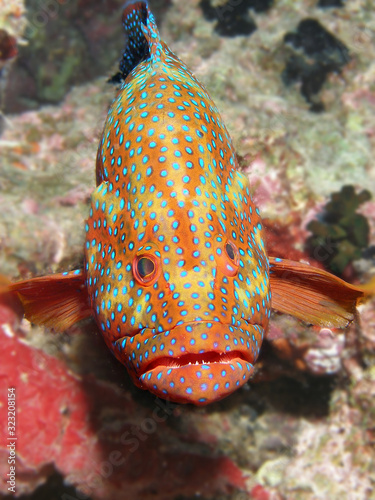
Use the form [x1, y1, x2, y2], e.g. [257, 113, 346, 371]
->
[0, 27, 18, 126]
[1, 0, 375, 499]
[4, 0, 172, 113]
[0, 0, 26, 44]
[0, 0, 26, 124]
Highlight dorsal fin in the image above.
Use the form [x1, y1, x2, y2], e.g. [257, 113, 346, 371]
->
[110, 1, 164, 84]
[119, 1, 150, 80]
[8, 270, 91, 331]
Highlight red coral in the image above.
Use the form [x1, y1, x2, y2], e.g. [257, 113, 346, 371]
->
[0, 30, 17, 61]
[250, 484, 283, 500]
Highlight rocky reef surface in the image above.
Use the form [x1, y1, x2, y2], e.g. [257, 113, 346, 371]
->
[0, 1, 374, 499]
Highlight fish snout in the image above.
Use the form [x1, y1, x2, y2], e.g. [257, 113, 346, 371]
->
[114, 321, 264, 404]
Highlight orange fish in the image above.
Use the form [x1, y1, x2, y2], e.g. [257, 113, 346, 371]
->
[8, 1, 371, 405]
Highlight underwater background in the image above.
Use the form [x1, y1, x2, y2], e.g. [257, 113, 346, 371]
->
[0, 0, 374, 499]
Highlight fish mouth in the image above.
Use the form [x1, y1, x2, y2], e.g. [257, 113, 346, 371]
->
[142, 349, 251, 373]
[113, 320, 264, 405]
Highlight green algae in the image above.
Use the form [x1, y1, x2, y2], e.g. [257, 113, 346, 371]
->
[306, 185, 372, 274]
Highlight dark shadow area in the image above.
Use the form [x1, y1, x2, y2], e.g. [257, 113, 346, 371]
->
[318, 0, 344, 7]
[2, 470, 92, 500]
[251, 374, 335, 419]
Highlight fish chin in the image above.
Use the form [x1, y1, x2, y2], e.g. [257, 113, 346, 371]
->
[114, 321, 263, 405]
[139, 354, 255, 405]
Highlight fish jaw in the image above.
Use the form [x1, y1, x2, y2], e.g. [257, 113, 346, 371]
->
[138, 356, 255, 405]
[113, 321, 264, 405]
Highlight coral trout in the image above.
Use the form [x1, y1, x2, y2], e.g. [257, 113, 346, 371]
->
[8, 0, 371, 405]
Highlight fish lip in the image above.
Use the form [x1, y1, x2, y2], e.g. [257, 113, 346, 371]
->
[113, 319, 264, 380]
[132, 319, 260, 378]
[140, 349, 252, 377]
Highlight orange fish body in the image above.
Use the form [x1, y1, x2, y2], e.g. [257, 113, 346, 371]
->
[8, 0, 370, 405]
[85, 1, 270, 404]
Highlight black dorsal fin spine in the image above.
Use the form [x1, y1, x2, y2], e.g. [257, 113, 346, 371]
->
[118, 1, 150, 81]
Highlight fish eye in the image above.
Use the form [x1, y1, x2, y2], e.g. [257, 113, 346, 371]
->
[225, 242, 236, 261]
[214, 237, 240, 277]
[137, 257, 155, 278]
[133, 255, 160, 286]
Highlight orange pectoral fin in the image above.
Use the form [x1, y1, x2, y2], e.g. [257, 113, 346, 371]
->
[269, 257, 371, 328]
[7, 270, 92, 331]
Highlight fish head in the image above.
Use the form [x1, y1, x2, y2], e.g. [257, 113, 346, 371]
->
[85, 169, 270, 405]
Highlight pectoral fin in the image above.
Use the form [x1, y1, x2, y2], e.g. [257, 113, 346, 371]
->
[269, 257, 372, 328]
[7, 271, 91, 331]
